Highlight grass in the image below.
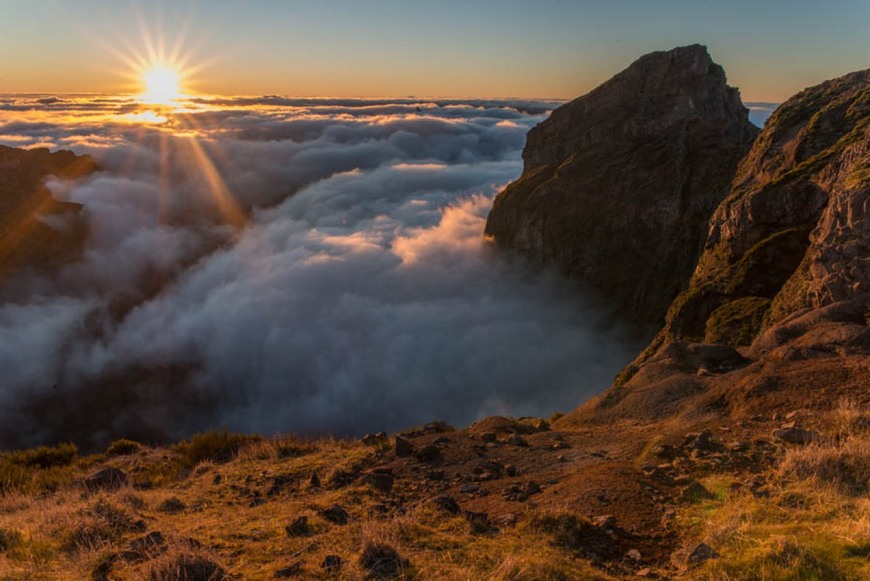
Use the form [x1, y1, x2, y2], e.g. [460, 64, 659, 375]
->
[678, 400, 870, 580]
[0, 443, 81, 495]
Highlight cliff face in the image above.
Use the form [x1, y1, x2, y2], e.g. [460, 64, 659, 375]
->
[568, 67, 869, 423]
[657, 69, 870, 349]
[485, 44, 758, 332]
[0, 145, 97, 280]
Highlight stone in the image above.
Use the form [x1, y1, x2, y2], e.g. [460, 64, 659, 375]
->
[429, 495, 461, 515]
[414, 445, 442, 463]
[480, 432, 497, 443]
[84, 467, 128, 491]
[774, 427, 819, 445]
[285, 516, 309, 537]
[274, 561, 303, 577]
[592, 515, 617, 529]
[395, 436, 413, 457]
[682, 481, 715, 501]
[322, 504, 349, 525]
[504, 434, 528, 447]
[687, 542, 720, 566]
[321, 555, 342, 572]
[363, 472, 395, 493]
[459, 484, 480, 494]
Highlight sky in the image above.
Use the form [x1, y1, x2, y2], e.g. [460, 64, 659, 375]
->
[0, 0, 868, 101]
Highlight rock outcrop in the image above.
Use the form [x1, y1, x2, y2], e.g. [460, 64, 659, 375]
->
[654, 68, 869, 349]
[485, 44, 758, 332]
[0, 145, 96, 280]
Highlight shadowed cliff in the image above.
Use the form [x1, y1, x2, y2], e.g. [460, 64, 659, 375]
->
[485, 44, 758, 334]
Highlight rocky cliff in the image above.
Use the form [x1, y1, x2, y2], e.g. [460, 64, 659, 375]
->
[652, 68, 870, 351]
[0, 145, 96, 280]
[567, 66, 869, 419]
[485, 44, 758, 332]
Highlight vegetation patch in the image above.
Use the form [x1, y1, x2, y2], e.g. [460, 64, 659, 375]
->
[705, 296, 771, 346]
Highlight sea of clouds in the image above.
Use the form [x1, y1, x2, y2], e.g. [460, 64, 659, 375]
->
[0, 95, 641, 448]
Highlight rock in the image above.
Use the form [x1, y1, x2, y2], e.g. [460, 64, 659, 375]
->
[684, 430, 715, 452]
[321, 555, 342, 573]
[425, 469, 445, 481]
[673, 475, 694, 486]
[285, 516, 309, 537]
[84, 467, 128, 491]
[0, 145, 97, 282]
[504, 434, 528, 447]
[275, 561, 303, 577]
[121, 532, 167, 563]
[636, 568, 652, 577]
[429, 495, 461, 515]
[505, 464, 518, 477]
[480, 432, 497, 443]
[681, 481, 715, 501]
[362, 433, 383, 445]
[423, 421, 453, 434]
[395, 436, 413, 457]
[687, 542, 720, 566]
[464, 510, 496, 533]
[459, 484, 480, 494]
[413, 445, 442, 463]
[774, 427, 819, 445]
[485, 44, 757, 333]
[592, 515, 617, 529]
[627, 549, 642, 562]
[322, 505, 349, 525]
[363, 471, 395, 493]
[657, 68, 870, 349]
[309, 473, 321, 488]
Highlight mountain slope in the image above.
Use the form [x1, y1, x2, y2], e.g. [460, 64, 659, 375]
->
[485, 45, 758, 333]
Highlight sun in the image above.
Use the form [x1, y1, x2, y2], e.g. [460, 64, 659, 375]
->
[141, 66, 182, 105]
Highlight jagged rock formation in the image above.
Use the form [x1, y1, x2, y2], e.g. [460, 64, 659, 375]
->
[485, 44, 758, 332]
[0, 145, 96, 279]
[654, 68, 870, 350]
[567, 67, 869, 420]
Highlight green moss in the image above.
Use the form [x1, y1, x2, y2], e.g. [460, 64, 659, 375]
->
[705, 296, 772, 346]
[727, 226, 812, 297]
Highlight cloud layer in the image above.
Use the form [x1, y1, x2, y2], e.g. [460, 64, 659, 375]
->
[0, 96, 639, 448]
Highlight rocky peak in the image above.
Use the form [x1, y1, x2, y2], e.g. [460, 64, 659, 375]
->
[0, 145, 97, 279]
[485, 45, 757, 333]
[656, 68, 869, 349]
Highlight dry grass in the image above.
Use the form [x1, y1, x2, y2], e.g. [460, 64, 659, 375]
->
[681, 399, 870, 580]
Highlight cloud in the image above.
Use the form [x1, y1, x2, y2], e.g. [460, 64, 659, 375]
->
[0, 95, 638, 448]
[745, 102, 779, 127]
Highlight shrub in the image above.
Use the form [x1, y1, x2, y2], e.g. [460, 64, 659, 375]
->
[358, 542, 408, 578]
[2, 442, 78, 468]
[172, 430, 261, 467]
[145, 550, 227, 581]
[0, 527, 23, 553]
[107, 438, 143, 456]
